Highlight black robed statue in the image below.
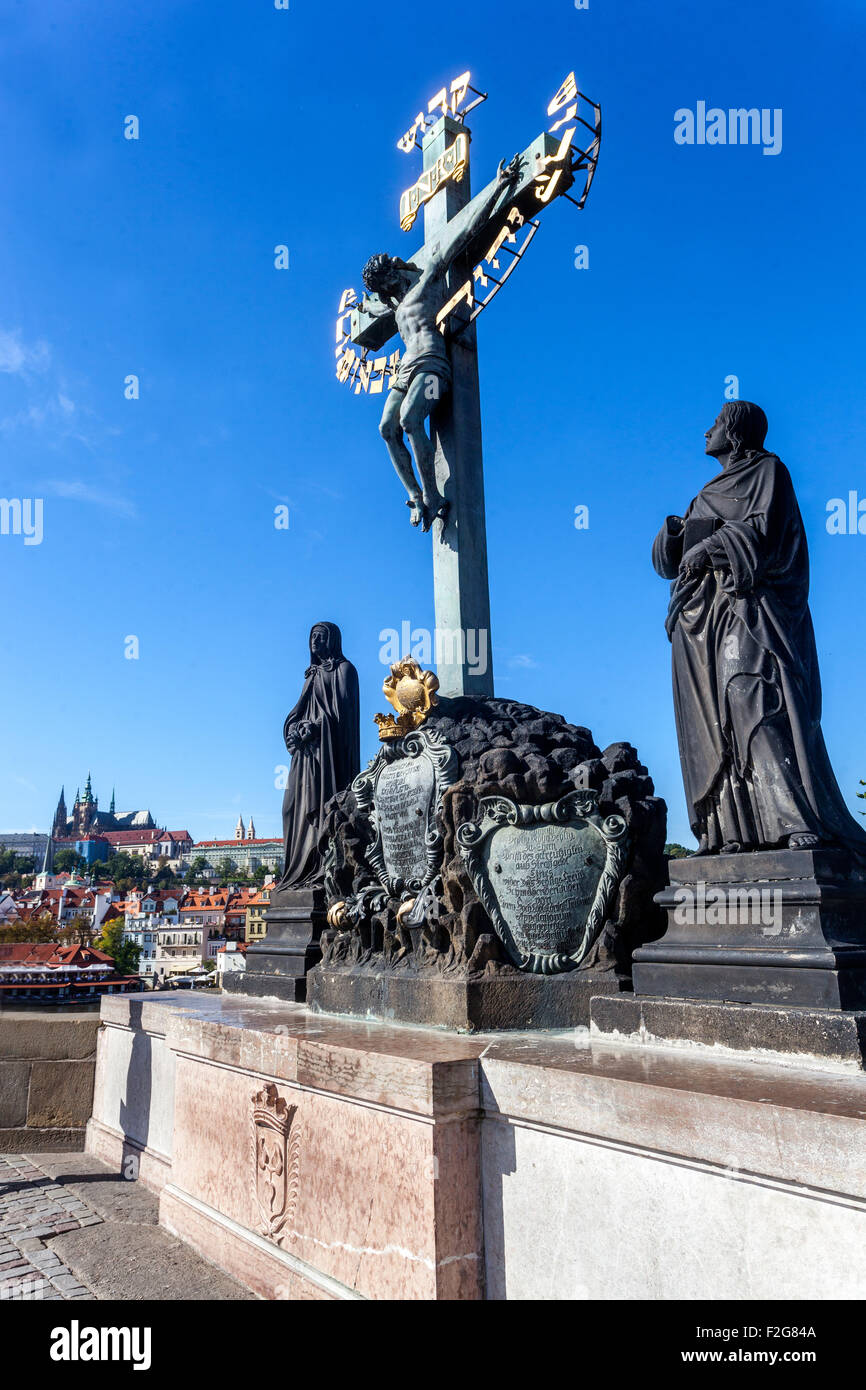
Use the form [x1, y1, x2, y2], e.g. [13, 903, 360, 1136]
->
[279, 622, 360, 888]
[653, 401, 866, 857]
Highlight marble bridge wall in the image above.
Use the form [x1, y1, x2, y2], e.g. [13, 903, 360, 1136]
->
[85, 993, 866, 1300]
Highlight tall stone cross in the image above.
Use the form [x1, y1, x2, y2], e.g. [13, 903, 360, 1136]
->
[339, 76, 601, 699]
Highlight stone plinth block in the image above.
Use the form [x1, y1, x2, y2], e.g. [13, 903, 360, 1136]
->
[224, 886, 326, 1003]
[85, 991, 866, 1300]
[0, 1009, 101, 1152]
[90, 991, 484, 1300]
[633, 848, 866, 1008]
[308, 965, 625, 1032]
[591, 994, 866, 1072]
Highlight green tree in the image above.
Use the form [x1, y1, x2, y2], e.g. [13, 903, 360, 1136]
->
[0, 911, 62, 944]
[152, 859, 182, 886]
[0, 849, 36, 884]
[103, 852, 146, 892]
[186, 856, 210, 885]
[94, 918, 142, 977]
[665, 843, 693, 859]
[54, 849, 88, 875]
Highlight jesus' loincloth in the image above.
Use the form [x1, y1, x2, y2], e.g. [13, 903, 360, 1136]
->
[390, 348, 452, 395]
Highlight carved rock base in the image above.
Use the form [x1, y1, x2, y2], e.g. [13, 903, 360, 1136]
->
[591, 995, 866, 1072]
[632, 848, 866, 1009]
[224, 887, 326, 1004]
[307, 964, 627, 1032]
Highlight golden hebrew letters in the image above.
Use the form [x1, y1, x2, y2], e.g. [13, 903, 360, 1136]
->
[397, 71, 478, 152]
[534, 126, 576, 204]
[399, 132, 469, 232]
[548, 72, 578, 116]
[435, 279, 473, 330]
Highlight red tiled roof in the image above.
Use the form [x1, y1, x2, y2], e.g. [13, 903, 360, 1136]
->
[0, 943, 115, 968]
[179, 891, 228, 910]
[101, 830, 163, 846]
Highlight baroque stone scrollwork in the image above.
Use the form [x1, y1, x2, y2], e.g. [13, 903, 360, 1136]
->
[251, 1083, 301, 1245]
[315, 698, 665, 985]
[353, 725, 459, 897]
[323, 722, 459, 937]
[456, 790, 629, 974]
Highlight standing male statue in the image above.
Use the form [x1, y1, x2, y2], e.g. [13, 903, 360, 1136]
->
[653, 400, 866, 856]
[357, 154, 521, 532]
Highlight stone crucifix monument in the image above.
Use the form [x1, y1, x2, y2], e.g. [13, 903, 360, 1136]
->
[335, 70, 602, 699]
[313, 74, 671, 1032]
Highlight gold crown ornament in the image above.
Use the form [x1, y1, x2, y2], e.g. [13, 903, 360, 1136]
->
[375, 658, 440, 741]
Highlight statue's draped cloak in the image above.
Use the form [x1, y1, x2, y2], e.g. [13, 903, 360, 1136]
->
[653, 451, 866, 851]
[280, 623, 360, 887]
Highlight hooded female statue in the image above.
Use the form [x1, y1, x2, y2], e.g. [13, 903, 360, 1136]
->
[279, 622, 360, 888]
[653, 401, 866, 856]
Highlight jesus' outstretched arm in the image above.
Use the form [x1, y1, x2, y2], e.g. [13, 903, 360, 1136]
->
[419, 154, 522, 286]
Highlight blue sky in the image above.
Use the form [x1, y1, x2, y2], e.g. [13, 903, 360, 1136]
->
[1, 0, 864, 846]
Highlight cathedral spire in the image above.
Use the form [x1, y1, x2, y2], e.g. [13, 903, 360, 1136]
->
[41, 829, 55, 876]
[109, 787, 116, 815]
[235, 814, 245, 841]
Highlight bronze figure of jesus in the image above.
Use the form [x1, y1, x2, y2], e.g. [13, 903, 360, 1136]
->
[358, 154, 521, 531]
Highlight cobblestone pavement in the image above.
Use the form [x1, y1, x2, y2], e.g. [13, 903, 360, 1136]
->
[0, 1155, 99, 1301]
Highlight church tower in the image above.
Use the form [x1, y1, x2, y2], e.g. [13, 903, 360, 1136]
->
[53, 786, 67, 836]
[79, 772, 96, 835]
[235, 814, 245, 841]
[246, 818, 256, 841]
[35, 819, 56, 890]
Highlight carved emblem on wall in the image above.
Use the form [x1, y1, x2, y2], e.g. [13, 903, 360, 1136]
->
[456, 791, 629, 974]
[251, 1083, 301, 1244]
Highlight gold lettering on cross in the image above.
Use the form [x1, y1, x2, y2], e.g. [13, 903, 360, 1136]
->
[399, 132, 469, 232]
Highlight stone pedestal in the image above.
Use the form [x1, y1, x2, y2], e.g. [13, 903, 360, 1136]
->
[632, 847, 866, 1009]
[223, 886, 326, 1003]
[88, 992, 483, 1300]
[591, 994, 866, 1071]
[308, 965, 626, 1032]
[86, 990, 866, 1299]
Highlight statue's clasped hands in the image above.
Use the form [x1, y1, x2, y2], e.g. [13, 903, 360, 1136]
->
[681, 542, 711, 575]
[286, 719, 317, 752]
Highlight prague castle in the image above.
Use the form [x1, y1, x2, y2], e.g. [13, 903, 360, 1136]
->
[52, 774, 156, 839]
